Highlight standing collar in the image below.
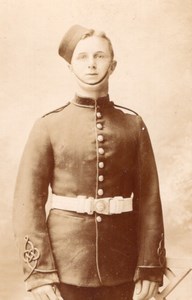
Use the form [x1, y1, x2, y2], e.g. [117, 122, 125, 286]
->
[71, 94, 113, 108]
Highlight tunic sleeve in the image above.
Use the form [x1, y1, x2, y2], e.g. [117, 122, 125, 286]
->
[13, 118, 60, 291]
[133, 116, 166, 285]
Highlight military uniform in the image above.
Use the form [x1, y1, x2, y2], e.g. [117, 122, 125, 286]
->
[13, 94, 165, 293]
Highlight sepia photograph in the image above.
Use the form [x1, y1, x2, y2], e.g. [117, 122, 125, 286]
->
[0, 1, 192, 299]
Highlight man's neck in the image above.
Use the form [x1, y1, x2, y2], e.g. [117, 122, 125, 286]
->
[74, 81, 109, 101]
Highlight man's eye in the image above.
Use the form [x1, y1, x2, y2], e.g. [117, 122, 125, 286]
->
[77, 54, 87, 60]
[96, 54, 105, 59]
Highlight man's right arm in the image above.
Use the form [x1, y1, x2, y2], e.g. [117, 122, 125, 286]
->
[13, 118, 60, 291]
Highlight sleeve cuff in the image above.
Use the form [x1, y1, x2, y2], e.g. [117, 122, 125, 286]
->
[133, 267, 164, 286]
[25, 271, 60, 291]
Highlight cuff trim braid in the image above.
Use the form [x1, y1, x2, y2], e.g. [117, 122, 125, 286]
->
[23, 236, 57, 281]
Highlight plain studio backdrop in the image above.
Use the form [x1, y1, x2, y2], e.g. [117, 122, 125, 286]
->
[0, 1, 192, 299]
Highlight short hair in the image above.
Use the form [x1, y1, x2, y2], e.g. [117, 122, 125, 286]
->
[81, 30, 115, 59]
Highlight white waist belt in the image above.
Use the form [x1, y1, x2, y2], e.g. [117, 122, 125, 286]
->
[51, 194, 133, 215]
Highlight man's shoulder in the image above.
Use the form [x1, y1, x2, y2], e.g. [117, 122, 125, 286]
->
[113, 103, 140, 121]
[112, 103, 145, 131]
[113, 103, 139, 116]
[42, 102, 70, 118]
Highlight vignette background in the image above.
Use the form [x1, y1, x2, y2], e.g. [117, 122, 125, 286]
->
[0, 1, 192, 299]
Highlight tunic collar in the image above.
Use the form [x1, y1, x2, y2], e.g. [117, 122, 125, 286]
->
[72, 94, 113, 108]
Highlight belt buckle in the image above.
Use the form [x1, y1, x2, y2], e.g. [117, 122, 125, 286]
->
[94, 198, 110, 215]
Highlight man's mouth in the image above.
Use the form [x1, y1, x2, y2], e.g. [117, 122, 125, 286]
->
[86, 73, 98, 76]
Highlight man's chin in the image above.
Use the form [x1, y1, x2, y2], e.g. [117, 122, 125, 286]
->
[86, 81, 100, 86]
[74, 72, 109, 89]
[82, 77, 101, 85]
[76, 78, 103, 87]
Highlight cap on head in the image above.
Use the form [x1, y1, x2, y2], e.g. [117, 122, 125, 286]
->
[58, 24, 93, 63]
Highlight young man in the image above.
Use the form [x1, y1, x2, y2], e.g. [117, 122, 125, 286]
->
[13, 25, 165, 300]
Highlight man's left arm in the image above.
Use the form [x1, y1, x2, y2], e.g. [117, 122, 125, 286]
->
[133, 116, 166, 295]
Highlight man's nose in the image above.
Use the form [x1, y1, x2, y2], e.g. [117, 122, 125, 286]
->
[88, 57, 96, 68]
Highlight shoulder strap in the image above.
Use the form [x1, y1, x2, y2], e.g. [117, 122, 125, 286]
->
[114, 103, 139, 115]
[42, 102, 70, 118]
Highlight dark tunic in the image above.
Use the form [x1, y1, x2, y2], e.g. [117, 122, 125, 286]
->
[13, 95, 165, 291]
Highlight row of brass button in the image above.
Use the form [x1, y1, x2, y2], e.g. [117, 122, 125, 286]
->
[96, 106, 104, 198]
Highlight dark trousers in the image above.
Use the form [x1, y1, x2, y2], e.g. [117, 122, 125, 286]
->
[59, 282, 135, 300]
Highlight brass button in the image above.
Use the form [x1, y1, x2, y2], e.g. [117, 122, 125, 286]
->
[96, 123, 103, 129]
[98, 175, 104, 182]
[98, 148, 104, 155]
[98, 162, 104, 168]
[97, 135, 104, 142]
[98, 189, 104, 196]
[96, 216, 102, 222]
[96, 112, 102, 118]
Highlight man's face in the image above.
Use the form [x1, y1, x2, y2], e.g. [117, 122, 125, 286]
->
[70, 36, 115, 85]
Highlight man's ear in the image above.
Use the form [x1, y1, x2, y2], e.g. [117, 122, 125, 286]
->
[109, 60, 117, 74]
